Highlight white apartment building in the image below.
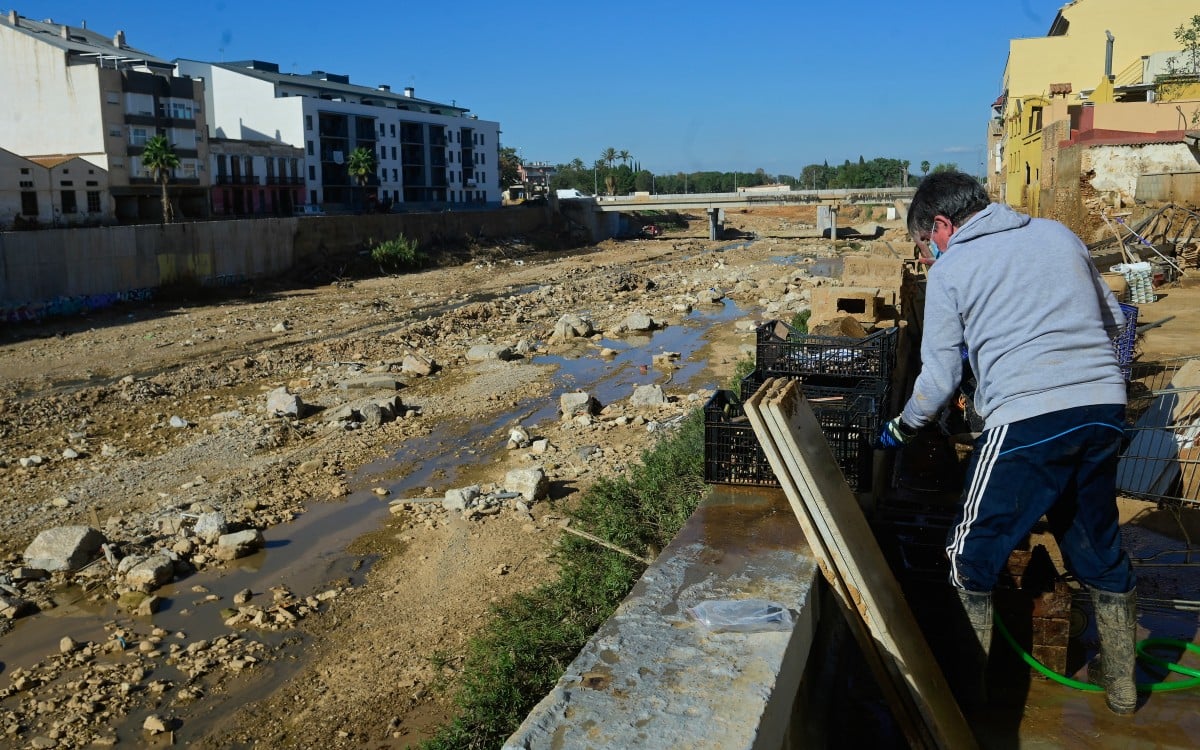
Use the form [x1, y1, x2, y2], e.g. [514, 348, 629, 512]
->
[174, 59, 501, 210]
[0, 11, 210, 222]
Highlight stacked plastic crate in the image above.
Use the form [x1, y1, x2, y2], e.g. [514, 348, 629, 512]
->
[703, 320, 898, 492]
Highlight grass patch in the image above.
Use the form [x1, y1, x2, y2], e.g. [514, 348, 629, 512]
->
[789, 308, 811, 333]
[371, 235, 427, 273]
[421, 411, 707, 749]
[730, 356, 756, 398]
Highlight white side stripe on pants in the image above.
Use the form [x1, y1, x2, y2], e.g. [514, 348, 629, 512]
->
[947, 423, 1009, 588]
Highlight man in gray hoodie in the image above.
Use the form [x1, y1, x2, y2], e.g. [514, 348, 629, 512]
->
[878, 171, 1137, 714]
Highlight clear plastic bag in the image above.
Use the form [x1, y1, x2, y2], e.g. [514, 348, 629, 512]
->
[685, 599, 794, 633]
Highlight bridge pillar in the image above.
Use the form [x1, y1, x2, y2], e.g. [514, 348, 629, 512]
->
[707, 208, 724, 241]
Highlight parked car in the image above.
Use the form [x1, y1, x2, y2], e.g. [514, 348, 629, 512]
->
[641, 224, 662, 237]
[293, 205, 326, 216]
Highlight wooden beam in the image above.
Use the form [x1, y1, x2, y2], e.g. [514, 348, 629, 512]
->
[747, 378, 977, 750]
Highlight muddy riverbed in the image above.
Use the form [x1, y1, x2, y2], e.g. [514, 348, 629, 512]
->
[0, 206, 899, 747]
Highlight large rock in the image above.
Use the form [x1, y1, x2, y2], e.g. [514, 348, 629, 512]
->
[214, 529, 265, 561]
[266, 387, 304, 417]
[621, 311, 658, 332]
[193, 512, 229, 544]
[467, 344, 514, 362]
[23, 526, 106, 572]
[630, 384, 667, 406]
[505, 467, 549, 503]
[443, 485, 481, 512]
[124, 554, 175, 590]
[551, 314, 593, 340]
[560, 392, 600, 420]
[401, 354, 435, 377]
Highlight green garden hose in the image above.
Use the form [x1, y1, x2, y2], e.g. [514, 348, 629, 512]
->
[994, 613, 1200, 692]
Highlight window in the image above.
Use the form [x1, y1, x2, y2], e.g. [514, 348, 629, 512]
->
[310, 189, 318, 204]
[21, 192, 37, 215]
[86, 180, 98, 186]
[109, 127, 122, 137]
[19, 180, 33, 188]
[106, 92, 119, 104]
[306, 140, 314, 156]
[20, 167, 29, 174]
[182, 163, 196, 178]
[61, 191, 78, 214]
[392, 169, 397, 182]
[480, 134, 485, 145]
[62, 169, 69, 174]
[391, 146, 396, 160]
[390, 124, 395, 137]
[309, 165, 316, 180]
[170, 101, 193, 119]
[60, 181, 74, 187]
[131, 128, 148, 146]
[305, 115, 313, 130]
[379, 123, 385, 136]
[87, 191, 101, 213]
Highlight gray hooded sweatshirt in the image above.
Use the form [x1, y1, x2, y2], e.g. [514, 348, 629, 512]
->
[901, 202, 1127, 430]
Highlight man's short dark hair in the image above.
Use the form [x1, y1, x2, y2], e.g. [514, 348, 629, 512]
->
[907, 171, 991, 236]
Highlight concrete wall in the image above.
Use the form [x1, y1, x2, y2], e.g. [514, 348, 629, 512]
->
[1136, 171, 1200, 205]
[0, 207, 550, 320]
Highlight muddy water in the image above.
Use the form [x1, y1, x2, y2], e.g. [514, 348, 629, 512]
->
[0, 293, 749, 743]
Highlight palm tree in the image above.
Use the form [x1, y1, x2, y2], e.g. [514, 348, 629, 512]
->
[920, 160, 930, 177]
[601, 147, 617, 168]
[141, 134, 180, 223]
[618, 149, 631, 168]
[347, 147, 377, 212]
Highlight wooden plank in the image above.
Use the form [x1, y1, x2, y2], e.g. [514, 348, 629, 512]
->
[742, 382, 933, 749]
[752, 378, 977, 750]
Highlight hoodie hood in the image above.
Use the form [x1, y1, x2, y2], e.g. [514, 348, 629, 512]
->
[947, 202, 1031, 249]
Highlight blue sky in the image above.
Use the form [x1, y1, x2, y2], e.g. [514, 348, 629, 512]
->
[12, 1, 1058, 176]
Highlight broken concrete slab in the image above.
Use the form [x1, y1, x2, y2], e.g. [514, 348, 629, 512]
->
[23, 526, 106, 572]
[337, 374, 402, 391]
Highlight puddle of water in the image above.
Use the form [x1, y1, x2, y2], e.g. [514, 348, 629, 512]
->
[771, 254, 842, 278]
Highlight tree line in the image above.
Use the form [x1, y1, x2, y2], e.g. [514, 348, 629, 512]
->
[499, 147, 962, 197]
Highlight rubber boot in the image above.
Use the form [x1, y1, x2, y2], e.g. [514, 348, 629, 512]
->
[955, 588, 992, 708]
[1090, 587, 1138, 715]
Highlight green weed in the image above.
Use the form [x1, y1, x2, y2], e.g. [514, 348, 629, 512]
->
[421, 411, 707, 749]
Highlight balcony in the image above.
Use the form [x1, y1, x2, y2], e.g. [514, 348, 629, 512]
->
[215, 175, 260, 185]
[125, 114, 196, 129]
[129, 176, 200, 186]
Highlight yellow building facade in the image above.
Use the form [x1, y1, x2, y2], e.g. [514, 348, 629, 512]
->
[995, 0, 1194, 213]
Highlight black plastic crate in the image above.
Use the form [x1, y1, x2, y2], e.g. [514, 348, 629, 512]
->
[873, 498, 958, 579]
[740, 370, 889, 425]
[755, 320, 899, 383]
[704, 389, 777, 486]
[704, 386, 879, 491]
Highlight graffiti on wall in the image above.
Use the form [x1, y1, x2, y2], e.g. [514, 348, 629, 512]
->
[1, 288, 155, 323]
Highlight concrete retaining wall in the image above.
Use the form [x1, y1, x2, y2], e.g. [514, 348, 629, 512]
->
[0, 207, 550, 320]
[504, 486, 822, 749]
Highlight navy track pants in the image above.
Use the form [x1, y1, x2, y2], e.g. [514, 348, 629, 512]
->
[946, 403, 1135, 594]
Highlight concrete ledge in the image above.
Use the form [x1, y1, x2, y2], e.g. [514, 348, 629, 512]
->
[504, 486, 819, 749]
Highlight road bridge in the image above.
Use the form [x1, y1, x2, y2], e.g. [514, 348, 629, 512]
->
[562, 188, 916, 240]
